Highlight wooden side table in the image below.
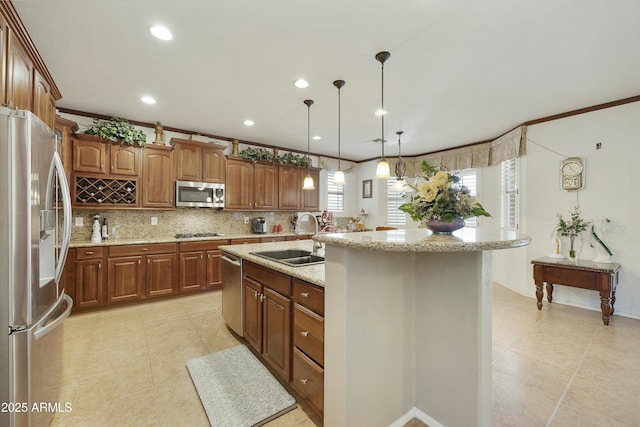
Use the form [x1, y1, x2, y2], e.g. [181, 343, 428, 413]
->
[531, 257, 621, 325]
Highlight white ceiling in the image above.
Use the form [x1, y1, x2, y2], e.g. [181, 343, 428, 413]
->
[14, 0, 640, 161]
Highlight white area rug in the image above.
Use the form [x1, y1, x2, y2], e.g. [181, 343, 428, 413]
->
[187, 345, 296, 427]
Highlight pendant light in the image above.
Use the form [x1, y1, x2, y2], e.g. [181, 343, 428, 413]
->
[333, 79, 346, 185]
[374, 51, 391, 179]
[302, 99, 315, 190]
[390, 130, 408, 191]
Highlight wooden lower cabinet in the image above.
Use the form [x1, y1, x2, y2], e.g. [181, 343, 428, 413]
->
[73, 248, 105, 309]
[146, 253, 178, 297]
[243, 261, 292, 381]
[291, 278, 325, 417]
[179, 240, 229, 292]
[107, 256, 144, 303]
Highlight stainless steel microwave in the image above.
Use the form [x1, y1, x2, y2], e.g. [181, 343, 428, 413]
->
[175, 181, 225, 208]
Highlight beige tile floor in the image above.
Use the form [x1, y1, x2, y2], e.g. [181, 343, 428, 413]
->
[50, 284, 640, 426]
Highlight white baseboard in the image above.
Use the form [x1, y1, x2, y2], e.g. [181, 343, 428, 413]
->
[389, 407, 445, 427]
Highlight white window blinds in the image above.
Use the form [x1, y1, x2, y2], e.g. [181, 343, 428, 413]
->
[327, 172, 344, 212]
[454, 168, 479, 227]
[501, 158, 519, 230]
[387, 179, 406, 225]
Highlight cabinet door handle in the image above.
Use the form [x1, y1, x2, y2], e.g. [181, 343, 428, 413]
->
[85, 251, 94, 255]
[253, 290, 258, 299]
[260, 293, 265, 303]
[300, 331, 309, 337]
[300, 292, 309, 298]
[138, 259, 141, 264]
[101, 164, 104, 171]
[147, 259, 150, 264]
[98, 263, 102, 269]
[141, 248, 149, 251]
[110, 165, 114, 172]
[299, 379, 308, 385]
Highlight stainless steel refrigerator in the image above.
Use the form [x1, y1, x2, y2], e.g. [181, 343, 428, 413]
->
[0, 107, 72, 427]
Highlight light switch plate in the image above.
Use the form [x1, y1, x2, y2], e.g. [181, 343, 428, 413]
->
[74, 217, 83, 227]
[151, 217, 158, 225]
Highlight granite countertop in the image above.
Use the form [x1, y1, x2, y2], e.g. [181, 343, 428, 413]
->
[219, 240, 325, 287]
[314, 228, 531, 252]
[68, 232, 303, 248]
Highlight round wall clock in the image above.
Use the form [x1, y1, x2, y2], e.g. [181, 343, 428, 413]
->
[560, 157, 585, 191]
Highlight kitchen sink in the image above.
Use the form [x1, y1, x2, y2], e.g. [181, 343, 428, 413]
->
[251, 249, 325, 267]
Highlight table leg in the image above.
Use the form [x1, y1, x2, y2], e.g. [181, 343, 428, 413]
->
[611, 289, 616, 314]
[600, 292, 613, 325]
[535, 280, 544, 310]
[546, 283, 553, 303]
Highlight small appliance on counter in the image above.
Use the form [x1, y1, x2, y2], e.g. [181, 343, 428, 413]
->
[251, 217, 267, 234]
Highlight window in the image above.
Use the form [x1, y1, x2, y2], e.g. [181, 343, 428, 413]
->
[453, 168, 479, 227]
[387, 179, 406, 225]
[501, 158, 519, 230]
[326, 172, 344, 212]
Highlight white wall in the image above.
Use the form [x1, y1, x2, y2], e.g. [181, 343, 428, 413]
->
[489, 101, 640, 319]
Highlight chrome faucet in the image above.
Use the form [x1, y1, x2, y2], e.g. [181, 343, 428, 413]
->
[295, 212, 323, 254]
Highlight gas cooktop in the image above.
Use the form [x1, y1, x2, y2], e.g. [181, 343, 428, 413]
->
[174, 232, 224, 239]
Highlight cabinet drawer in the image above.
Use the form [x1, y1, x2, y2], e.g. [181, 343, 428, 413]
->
[244, 261, 291, 296]
[292, 347, 324, 417]
[231, 238, 261, 245]
[294, 303, 324, 366]
[293, 279, 324, 315]
[109, 243, 177, 257]
[75, 247, 104, 260]
[545, 267, 596, 290]
[179, 240, 230, 252]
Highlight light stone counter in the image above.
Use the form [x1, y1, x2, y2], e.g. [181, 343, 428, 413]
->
[218, 240, 325, 287]
[317, 228, 531, 427]
[69, 232, 303, 248]
[313, 227, 530, 252]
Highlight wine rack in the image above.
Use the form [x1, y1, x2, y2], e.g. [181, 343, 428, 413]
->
[74, 176, 138, 206]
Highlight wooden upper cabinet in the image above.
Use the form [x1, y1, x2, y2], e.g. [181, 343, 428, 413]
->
[174, 139, 226, 183]
[278, 165, 301, 210]
[301, 167, 321, 211]
[72, 137, 140, 176]
[225, 157, 254, 210]
[141, 145, 174, 208]
[201, 145, 225, 182]
[32, 68, 56, 130]
[253, 162, 278, 210]
[110, 144, 140, 176]
[6, 28, 32, 111]
[72, 138, 107, 173]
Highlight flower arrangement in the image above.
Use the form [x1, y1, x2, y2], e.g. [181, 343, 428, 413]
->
[556, 205, 590, 258]
[399, 161, 490, 223]
[84, 117, 147, 146]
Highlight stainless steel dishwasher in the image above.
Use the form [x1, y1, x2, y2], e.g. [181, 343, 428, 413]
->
[221, 252, 243, 336]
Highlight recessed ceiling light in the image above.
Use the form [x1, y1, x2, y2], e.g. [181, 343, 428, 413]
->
[243, 120, 254, 126]
[375, 109, 387, 116]
[150, 25, 173, 41]
[312, 135, 321, 141]
[294, 79, 309, 88]
[140, 96, 156, 104]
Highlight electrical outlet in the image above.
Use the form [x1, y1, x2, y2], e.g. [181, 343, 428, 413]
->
[151, 216, 158, 225]
[244, 217, 249, 225]
[74, 217, 83, 227]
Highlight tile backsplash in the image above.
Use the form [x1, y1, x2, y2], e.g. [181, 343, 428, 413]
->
[70, 209, 298, 242]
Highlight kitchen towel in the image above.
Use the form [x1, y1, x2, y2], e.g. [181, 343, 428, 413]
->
[186, 345, 296, 427]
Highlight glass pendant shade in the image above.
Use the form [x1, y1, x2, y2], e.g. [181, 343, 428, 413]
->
[375, 159, 391, 178]
[303, 174, 315, 190]
[390, 178, 407, 191]
[333, 169, 346, 185]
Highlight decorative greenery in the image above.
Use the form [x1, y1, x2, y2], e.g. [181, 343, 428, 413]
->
[278, 152, 308, 167]
[399, 161, 491, 222]
[239, 147, 275, 162]
[556, 205, 590, 257]
[84, 117, 147, 146]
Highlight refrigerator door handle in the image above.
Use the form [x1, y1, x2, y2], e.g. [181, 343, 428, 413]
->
[46, 152, 72, 284]
[33, 294, 72, 341]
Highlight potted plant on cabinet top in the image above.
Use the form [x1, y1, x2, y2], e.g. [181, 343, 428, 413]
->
[83, 117, 147, 146]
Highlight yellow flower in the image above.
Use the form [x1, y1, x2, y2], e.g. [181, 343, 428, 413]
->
[432, 171, 449, 188]
[418, 182, 438, 202]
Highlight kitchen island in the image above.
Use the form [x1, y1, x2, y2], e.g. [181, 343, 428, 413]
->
[314, 228, 530, 427]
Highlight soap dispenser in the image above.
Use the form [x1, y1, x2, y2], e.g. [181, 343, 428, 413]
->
[91, 215, 101, 243]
